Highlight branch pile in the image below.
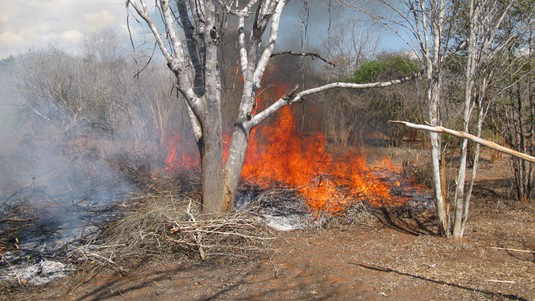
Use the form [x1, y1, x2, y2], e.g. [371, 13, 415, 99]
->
[166, 201, 275, 260]
[74, 192, 274, 271]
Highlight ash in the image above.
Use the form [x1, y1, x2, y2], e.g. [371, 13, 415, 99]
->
[236, 188, 316, 231]
[0, 185, 131, 285]
[0, 259, 75, 286]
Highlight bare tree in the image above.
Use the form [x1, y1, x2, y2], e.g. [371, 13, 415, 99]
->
[320, 25, 380, 148]
[492, 3, 535, 204]
[82, 29, 126, 64]
[348, 0, 457, 235]
[126, 0, 421, 214]
[322, 23, 379, 80]
[450, 0, 519, 239]
[355, 0, 529, 238]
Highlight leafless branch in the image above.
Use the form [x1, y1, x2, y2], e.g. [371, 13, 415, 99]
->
[271, 51, 336, 67]
[250, 70, 423, 127]
[389, 120, 535, 163]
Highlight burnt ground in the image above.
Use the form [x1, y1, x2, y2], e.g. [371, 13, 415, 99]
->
[1, 150, 535, 301]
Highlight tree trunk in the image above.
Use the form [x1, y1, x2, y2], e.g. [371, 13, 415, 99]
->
[195, 0, 224, 214]
[199, 120, 224, 214]
[223, 123, 251, 211]
[429, 93, 447, 235]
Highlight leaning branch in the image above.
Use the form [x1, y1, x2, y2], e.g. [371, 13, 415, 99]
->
[250, 71, 422, 127]
[389, 121, 535, 163]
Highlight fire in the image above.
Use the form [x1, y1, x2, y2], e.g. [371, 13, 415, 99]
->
[241, 105, 399, 212]
[164, 70, 403, 213]
[164, 133, 199, 172]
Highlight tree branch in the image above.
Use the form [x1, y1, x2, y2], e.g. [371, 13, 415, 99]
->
[389, 120, 535, 163]
[249, 71, 422, 127]
[253, 0, 286, 88]
[271, 51, 336, 67]
[126, 0, 174, 62]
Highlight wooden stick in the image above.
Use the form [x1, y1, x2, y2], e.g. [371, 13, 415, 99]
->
[0, 218, 36, 223]
[389, 120, 535, 163]
[486, 279, 516, 284]
[488, 247, 533, 253]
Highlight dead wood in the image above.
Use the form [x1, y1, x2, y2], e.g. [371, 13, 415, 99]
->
[74, 191, 274, 271]
[270, 51, 336, 67]
[389, 121, 535, 163]
[0, 218, 36, 223]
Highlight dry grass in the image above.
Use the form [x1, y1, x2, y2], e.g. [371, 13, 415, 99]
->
[400, 149, 434, 188]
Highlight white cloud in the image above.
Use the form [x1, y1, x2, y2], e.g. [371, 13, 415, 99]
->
[62, 30, 84, 42]
[0, 31, 24, 45]
[0, 12, 9, 24]
[85, 9, 115, 23]
[0, 1, 128, 59]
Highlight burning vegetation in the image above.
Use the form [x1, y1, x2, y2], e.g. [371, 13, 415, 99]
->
[164, 79, 408, 215]
[0, 34, 431, 287]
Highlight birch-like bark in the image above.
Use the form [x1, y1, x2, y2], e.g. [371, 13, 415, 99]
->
[452, 0, 478, 240]
[223, 0, 288, 210]
[416, 0, 448, 236]
[452, 0, 517, 239]
[460, 92, 485, 238]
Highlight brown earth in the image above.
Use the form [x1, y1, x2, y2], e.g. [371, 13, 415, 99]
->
[2, 151, 535, 301]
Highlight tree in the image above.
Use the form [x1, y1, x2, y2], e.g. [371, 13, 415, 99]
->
[491, 1, 535, 204]
[449, 0, 520, 239]
[351, 0, 531, 238]
[320, 25, 380, 148]
[322, 24, 379, 81]
[352, 0, 457, 236]
[126, 0, 421, 214]
[347, 53, 423, 146]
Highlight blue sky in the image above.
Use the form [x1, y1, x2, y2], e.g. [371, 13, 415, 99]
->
[0, 0, 407, 60]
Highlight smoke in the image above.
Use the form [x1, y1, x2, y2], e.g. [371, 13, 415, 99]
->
[0, 47, 172, 255]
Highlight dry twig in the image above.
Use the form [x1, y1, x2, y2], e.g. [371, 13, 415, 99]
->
[488, 247, 533, 253]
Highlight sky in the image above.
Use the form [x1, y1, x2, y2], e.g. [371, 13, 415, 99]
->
[0, 0, 129, 59]
[0, 0, 405, 60]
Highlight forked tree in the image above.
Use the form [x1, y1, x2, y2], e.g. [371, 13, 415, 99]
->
[126, 0, 420, 214]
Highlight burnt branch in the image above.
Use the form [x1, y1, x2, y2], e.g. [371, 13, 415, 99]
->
[271, 51, 336, 67]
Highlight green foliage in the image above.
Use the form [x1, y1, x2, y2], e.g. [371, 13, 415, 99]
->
[352, 54, 421, 83]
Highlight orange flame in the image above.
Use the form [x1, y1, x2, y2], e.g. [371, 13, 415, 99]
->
[241, 105, 399, 213]
[164, 133, 199, 172]
[164, 68, 403, 213]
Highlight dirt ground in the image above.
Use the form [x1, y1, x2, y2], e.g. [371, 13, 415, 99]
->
[2, 152, 535, 301]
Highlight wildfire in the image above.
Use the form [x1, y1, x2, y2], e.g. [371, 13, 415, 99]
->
[164, 73, 404, 213]
[164, 133, 199, 172]
[241, 105, 399, 212]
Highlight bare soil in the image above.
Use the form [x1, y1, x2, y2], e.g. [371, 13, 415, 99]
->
[2, 153, 534, 301]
